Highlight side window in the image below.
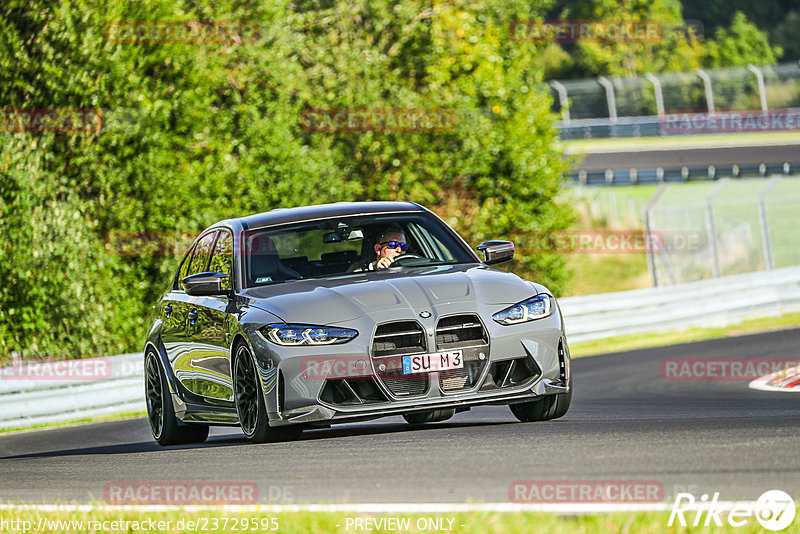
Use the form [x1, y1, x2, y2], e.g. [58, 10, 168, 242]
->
[187, 232, 217, 276]
[175, 245, 196, 289]
[208, 231, 233, 290]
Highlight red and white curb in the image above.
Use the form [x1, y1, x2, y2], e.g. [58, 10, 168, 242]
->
[749, 365, 800, 392]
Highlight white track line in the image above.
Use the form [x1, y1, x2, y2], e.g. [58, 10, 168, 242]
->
[0, 501, 766, 514]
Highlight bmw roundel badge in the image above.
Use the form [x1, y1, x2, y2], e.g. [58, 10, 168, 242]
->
[419, 311, 432, 318]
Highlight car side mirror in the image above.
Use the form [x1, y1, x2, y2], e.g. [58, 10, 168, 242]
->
[477, 240, 515, 265]
[182, 272, 230, 296]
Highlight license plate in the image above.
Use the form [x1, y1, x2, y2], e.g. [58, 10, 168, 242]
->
[402, 351, 463, 374]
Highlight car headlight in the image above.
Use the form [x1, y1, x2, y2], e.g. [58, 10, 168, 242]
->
[263, 324, 358, 346]
[492, 294, 552, 325]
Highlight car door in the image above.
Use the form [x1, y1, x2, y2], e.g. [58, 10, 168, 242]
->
[183, 230, 235, 402]
[173, 231, 218, 398]
[160, 242, 195, 370]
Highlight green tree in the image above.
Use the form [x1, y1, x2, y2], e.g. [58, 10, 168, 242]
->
[548, 0, 705, 78]
[0, 0, 574, 360]
[704, 11, 782, 67]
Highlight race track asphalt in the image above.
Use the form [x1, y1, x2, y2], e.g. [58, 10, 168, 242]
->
[575, 143, 800, 172]
[1, 328, 799, 505]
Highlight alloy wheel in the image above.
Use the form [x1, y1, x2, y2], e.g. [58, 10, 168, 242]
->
[234, 346, 259, 436]
[145, 353, 164, 438]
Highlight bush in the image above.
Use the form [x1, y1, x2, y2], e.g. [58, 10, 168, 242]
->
[0, 0, 573, 360]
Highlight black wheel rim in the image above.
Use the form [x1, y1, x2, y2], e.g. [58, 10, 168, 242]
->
[234, 346, 259, 436]
[145, 353, 164, 438]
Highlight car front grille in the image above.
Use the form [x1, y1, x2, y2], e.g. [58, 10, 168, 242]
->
[435, 315, 488, 349]
[436, 314, 489, 393]
[381, 375, 428, 397]
[372, 321, 427, 357]
[371, 321, 429, 397]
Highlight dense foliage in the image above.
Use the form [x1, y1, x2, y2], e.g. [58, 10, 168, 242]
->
[545, 0, 783, 78]
[0, 0, 574, 360]
[0, 0, 790, 360]
[680, 0, 800, 62]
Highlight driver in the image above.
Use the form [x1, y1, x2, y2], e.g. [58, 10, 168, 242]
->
[368, 226, 408, 270]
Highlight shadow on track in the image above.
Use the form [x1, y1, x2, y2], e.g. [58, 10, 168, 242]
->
[0, 419, 514, 460]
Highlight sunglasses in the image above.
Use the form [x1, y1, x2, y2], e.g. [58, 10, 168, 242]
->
[380, 241, 408, 252]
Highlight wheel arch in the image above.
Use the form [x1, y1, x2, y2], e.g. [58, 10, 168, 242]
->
[143, 338, 180, 396]
[229, 333, 281, 419]
[143, 338, 190, 422]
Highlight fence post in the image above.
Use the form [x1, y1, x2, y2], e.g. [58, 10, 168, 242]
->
[642, 183, 668, 287]
[645, 73, 665, 117]
[696, 69, 715, 113]
[550, 80, 571, 124]
[597, 76, 618, 123]
[747, 64, 768, 111]
[759, 177, 780, 270]
[705, 180, 727, 277]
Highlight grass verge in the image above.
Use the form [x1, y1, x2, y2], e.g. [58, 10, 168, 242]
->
[561, 130, 800, 153]
[0, 410, 146, 435]
[570, 312, 800, 358]
[0, 509, 776, 533]
[564, 253, 650, 296]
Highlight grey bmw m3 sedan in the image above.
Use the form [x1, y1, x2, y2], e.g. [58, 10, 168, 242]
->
[144, 201, 572, 445]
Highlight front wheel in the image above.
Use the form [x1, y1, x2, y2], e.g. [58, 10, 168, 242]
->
[145, 350, 209, 446]
[233, 344, 301, 443]
[509, 376, 572, 422]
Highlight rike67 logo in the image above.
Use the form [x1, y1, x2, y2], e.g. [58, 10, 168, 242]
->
[669, 490, 796, 531]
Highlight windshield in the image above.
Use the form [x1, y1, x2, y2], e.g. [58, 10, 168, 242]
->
[243, 213, 476, 287]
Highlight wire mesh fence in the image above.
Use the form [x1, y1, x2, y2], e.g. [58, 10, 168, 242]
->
[553, 61, 800, 138]
[642, 177, 800, 286]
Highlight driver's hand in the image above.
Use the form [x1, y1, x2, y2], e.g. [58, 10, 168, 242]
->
[376, 257, 393, 269]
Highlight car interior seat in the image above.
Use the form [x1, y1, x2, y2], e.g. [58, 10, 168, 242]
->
[248, 236, 301, 285]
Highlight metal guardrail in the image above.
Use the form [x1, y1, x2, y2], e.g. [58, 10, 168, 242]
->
[0, 353, 144, 430]
[3, 264, 800, 429]
[559, 115, 664, 140]
[570, 167, 800, 186]
[560, 265, 800, 343]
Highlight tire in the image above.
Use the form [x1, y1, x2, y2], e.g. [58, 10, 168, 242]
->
[509, 375, 572, 422]
[547, 375, 573, 420]
[509, 396, 555, 422]
[403, 408, 455, 425]
[233, 343, 301, 443]
[145, 350, 209, 446]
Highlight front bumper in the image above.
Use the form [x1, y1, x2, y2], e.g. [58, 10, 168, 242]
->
[250, 302, 570, 427]
[268, 375, 568, 426]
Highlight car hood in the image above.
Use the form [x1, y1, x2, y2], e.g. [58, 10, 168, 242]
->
[238, 264, 538, 324]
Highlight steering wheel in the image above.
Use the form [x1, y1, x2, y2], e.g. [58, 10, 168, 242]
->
[390, 254, 425, 266]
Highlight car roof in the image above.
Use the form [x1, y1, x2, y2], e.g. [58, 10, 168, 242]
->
[212, 201, 427, 232]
